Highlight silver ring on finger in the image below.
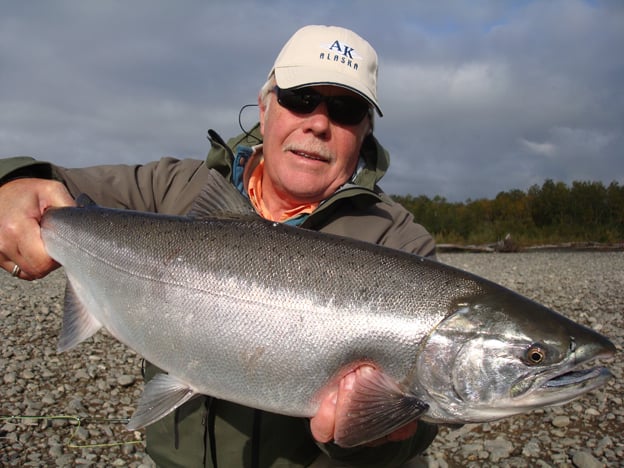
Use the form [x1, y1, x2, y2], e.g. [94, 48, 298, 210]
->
[11, 263, 21, 278]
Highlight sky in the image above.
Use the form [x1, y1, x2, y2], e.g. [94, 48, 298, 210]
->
[1, 0, 622, 201]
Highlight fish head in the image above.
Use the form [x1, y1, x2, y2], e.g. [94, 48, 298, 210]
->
[415, 288, 615, 424]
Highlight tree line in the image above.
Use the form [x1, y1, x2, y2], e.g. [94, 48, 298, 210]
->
[392, 179, 624, 247]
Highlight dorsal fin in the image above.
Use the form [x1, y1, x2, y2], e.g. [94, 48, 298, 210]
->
[75, 193, 97, 208]
[188, 169, 257, 220]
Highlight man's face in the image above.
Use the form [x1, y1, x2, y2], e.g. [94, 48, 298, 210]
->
[258, 85, 371, 204]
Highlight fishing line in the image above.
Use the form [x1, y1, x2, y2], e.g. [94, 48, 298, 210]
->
[0, 415, 143, 449]
[238, 103, 262, 144]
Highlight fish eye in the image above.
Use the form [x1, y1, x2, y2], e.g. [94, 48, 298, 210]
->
[525, 344, 546, 365]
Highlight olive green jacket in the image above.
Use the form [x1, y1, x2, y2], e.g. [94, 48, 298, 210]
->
[0, 125, 437, 467]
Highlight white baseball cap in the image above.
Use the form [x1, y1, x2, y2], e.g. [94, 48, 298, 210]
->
[269, 25, 382, 116]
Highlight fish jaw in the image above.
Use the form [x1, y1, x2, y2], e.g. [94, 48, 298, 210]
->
[414, 291, 616, 424]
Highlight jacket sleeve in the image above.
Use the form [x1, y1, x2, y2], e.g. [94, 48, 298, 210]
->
[315, 420, 438, 467]
[376, 196, 437, 258]
[54, 158, 209, 214]
[0, 155, 209, 215]
[0, 156, 54, 184]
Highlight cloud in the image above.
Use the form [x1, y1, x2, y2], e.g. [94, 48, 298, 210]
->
[1, 0, 622, 202]
[519, 139, 558, 158]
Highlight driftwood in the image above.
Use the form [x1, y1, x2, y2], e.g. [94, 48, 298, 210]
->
[437, 233, 516, 253]
[437, 241, 624, 254]
[436, 244, 495, 253]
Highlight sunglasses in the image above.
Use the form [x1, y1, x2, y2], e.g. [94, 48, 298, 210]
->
[274, 86, 370, 126]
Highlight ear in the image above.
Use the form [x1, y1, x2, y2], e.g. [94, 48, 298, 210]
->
[258, 93, 267, 135]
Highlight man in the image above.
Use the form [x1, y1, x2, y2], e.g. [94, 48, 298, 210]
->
[0, 25, 437, 466]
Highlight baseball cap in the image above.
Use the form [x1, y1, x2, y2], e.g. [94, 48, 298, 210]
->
[269, 25, 382, 116]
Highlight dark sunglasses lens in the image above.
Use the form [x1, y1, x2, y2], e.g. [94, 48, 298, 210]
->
[327, 96, 369, 125]
[277, 88, 321, 113]
[276, 87, 369, 125]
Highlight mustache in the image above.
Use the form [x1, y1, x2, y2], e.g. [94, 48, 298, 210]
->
[282, 143, 333, 161]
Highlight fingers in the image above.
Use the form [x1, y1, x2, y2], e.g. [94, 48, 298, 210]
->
[385, 420, 419, 442]
[310, 388, 337, 443]
[0, 215, 39, 280]
[0, 178, 74, 279]
[310, 365, 419, 446]
[310, 367, 368, 444]
[16, 217, 59, 279]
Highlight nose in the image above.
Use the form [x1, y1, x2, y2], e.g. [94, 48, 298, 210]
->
[302, 102, 331, 137]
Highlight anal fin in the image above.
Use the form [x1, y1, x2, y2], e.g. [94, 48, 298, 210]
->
[127, 374, 198, 430]
[334, 368, 429, 448]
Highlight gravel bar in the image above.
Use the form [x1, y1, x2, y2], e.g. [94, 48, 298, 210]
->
[1, 251, 622, 467]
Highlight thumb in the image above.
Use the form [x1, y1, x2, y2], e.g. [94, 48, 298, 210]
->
[310, 389, 338, 443]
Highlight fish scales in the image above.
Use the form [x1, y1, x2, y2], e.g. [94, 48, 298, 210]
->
[42, 206, 466, 414]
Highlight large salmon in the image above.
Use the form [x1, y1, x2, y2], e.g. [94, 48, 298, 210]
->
[39, 170, 615, 447]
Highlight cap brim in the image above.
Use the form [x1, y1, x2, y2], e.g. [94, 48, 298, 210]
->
[274, 67, 383, 117]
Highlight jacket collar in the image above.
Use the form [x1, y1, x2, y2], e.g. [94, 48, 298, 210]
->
[205, 124, 388, 226]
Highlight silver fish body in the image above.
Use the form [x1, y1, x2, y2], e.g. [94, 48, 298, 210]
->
[39, 171, 615, 447]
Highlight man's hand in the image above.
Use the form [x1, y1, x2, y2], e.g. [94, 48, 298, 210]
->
[0, 178, 74, 279]
[310, 365, 418, 446]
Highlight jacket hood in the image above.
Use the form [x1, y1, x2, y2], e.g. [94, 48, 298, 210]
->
[352, 133, 390, 189]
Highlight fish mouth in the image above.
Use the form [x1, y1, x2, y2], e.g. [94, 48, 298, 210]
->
[456, 364, 614, 423]
[522, 333, 616, 407]
[511, 340, 615, 408]
[543, 366, 613, 389]
[519, 360, 614, 408]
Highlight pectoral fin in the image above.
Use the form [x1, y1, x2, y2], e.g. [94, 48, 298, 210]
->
[334, 369, 429, 448]
[57, 281, 102, 352]
[127, 374, 198, 430]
